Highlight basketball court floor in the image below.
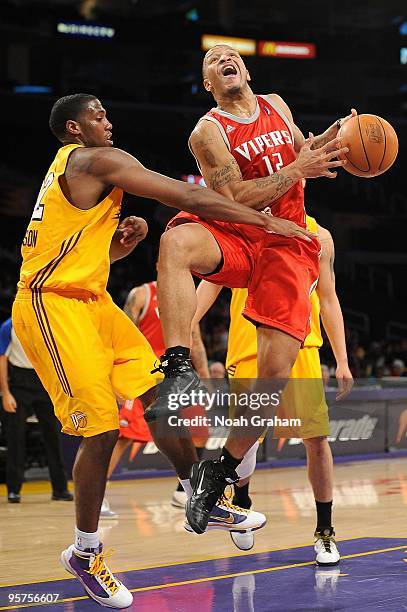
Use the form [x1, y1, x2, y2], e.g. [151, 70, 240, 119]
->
[1, 457, 407, 611]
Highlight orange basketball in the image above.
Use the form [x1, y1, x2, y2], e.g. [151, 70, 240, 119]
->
[338, 114, 398, 178]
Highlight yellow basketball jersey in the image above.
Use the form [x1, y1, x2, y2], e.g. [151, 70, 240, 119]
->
[18, 145, 123, 296]
[225, 215, 322, 369]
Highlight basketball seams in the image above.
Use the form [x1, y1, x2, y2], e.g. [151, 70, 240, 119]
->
[357, 115, 371, 172]
[375, 115, 387, 171]
[343, 150, 368, 173]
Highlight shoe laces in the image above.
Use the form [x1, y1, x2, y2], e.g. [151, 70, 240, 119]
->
[316, 530, 336, 553]
[151, 359, 166, 374]
[218, 495, 250, 515]
[86, 549, 119, 595]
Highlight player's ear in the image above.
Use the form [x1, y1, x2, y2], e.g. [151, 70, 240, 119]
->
[203, 77, 212, 93]
[66, 120, 81, 136]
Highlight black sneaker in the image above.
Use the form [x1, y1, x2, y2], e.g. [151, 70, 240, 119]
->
[52, 490, 74, 501]
[232, 492, 252, 510]
[144, 355, 203, 422]
[186, 460, 239, 534]
[7, 492, 21, 503]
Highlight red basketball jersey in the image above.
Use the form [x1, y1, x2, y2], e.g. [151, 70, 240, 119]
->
[191, 94, 305, 227]
[138, 281, 165, 358]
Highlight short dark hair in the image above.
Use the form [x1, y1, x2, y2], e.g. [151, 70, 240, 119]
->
[49, 93, 97, 141]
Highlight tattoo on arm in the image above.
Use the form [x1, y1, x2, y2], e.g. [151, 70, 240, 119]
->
[209, 159, 242, 190]
[252, 173, 295, 207]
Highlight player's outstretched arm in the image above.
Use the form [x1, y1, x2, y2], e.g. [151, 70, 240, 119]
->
[89, 148, 314, 241]
[110, 216, 148, 263]
[317, 224, 353, 399]
[190, 122, 349, 212]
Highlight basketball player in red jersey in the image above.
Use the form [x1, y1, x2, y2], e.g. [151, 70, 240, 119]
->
[143, 44, 355, 535]
[101, 278, 211, 518]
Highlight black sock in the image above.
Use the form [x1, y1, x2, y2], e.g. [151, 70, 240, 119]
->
[220, 447, 241, 471]
[196, 446, 204, 460]
[176, 481, 184, 492]
[165, 346, 190, 359]
[315, 500, 333, 532]
[233, 483, 252, 509]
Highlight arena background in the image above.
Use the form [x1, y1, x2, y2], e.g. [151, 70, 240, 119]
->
[0, 0, 406, 476]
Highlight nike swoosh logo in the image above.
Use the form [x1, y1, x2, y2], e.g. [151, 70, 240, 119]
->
[209, 513, 235, 524]
[196, 469, 206, 495]
[176, 378, 196, 396]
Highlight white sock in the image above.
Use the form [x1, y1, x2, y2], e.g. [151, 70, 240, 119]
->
[236, 441, 259, 480]
[180, 479, 193, 498]
[75, 527, 100, 552]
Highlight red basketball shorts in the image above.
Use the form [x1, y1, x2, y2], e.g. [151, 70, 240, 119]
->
[119, 398, 152, 442]
[167, 213, 261, 288]
[167, 213, 320, 343]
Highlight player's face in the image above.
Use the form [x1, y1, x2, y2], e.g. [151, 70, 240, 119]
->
[203, 46, 250, 97]
[77, 99, 113, 147]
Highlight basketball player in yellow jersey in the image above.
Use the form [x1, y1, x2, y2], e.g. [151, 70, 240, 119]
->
[193, 215, 353, 563]
[12, 94, 296, 609]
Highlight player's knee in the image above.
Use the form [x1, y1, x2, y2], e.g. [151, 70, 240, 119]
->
[159, 229, 194, 265]
[303, 436, 327, 452]
[158, 225, 201, 268]
[258, 361, 292, 378]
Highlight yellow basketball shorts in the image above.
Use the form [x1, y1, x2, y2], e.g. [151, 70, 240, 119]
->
[227, 347, 329, 439]
[12, 290, 162, 437]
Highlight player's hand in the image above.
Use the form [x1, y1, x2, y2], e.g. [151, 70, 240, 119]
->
[330, 108, 358, 137]
[263, 216, 316, 242]
[335, 362, 354, 401]
[2, 391, 17, 413]
[337, 108, 357, 129]
[296, 134, 349, 179]
[118, 216, 148, 247]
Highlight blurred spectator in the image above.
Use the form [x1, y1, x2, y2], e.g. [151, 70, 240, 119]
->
[209, 361, 226, 379]
[391, 359, 406, 377]
[321, 364, 330, 387]
[0, 317, 73, 503]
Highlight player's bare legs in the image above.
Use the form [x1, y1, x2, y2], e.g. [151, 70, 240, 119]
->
[186, 327, 301, 533]
[304, 436, 339, 564]
[107, 437, 133, 480]
[224, 328, 300, 460]
[304, 437, 333, 504]
[73, 430, 119, 532]
[157, 223, 222, 347]
[145, 224, 222, 423]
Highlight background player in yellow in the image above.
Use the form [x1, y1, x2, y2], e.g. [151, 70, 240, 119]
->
[12, 94, 299, 609]
[192, 214, 353, 564]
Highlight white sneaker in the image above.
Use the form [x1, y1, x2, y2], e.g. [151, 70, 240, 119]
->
[171, 490, 188, 509]
[100, 497, 118, 520]
[230, 530, 255, 551]
[314, 528, 340, 566]
[60, 544, 132, 609]
[185, 496, 266, 533]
